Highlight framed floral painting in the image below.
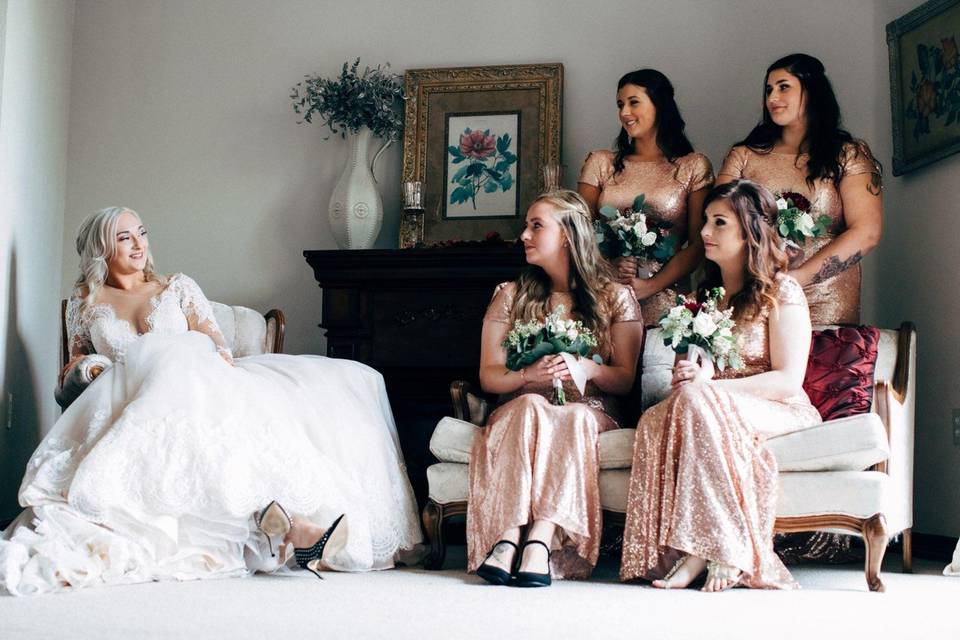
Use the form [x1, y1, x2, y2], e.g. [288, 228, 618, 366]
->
[887, 0, 960, 175]
[402, 63, 563, 243]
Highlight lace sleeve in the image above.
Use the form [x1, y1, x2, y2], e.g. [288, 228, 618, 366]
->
[66, 296, 93, 359]
[173, 274, 232, 359]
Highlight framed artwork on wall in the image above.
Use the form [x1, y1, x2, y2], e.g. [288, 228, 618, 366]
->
[401, 63, 563, 243]
[887, 0, 960, 175]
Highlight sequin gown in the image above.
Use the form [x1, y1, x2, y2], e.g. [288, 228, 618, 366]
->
[467, 282, 641, 580]
[717, 141, 881, 325]
[620, 274, 822, 589]
[578, 150, 714, 324]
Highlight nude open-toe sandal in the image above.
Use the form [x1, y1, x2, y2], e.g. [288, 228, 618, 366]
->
[704, 561, 742, 591]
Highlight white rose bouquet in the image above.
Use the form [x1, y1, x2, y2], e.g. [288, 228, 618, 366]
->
[658, 287, 743, 376]
[775, 191, 830, 246]
[594, 194, 678, 266]
[503, 305, 602, 405]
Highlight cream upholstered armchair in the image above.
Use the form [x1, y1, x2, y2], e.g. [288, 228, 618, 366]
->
[422, 322, 916, 592]
[55, 299, 285, 409]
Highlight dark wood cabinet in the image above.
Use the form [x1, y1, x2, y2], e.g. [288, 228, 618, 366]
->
[303, 246, 526, 505]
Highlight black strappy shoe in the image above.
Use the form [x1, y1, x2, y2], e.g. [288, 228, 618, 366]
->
[476, 539, 518, 585]
[293, 514, 348, 580]
[514, 539, 552, 588]
[255, 501, 348, 579]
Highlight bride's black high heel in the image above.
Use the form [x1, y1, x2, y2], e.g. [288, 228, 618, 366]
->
[255, 500, 348, 580]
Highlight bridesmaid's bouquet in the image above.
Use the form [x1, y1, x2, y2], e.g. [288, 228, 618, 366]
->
[658, 287, 743, 375]
[502, 305, 602, 405]
[775, 191, 830, 246]
[594, 194, 678, 265]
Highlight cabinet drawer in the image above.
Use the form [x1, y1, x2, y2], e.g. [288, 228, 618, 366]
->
[371, 288, 490, 367]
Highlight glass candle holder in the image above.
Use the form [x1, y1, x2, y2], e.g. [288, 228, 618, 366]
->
[399, 181, 425, 249]
[542, 164, 562, 192]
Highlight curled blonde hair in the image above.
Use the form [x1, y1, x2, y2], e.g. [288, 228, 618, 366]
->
[74, 206, 162, 311]
[510, 190, 619, 354]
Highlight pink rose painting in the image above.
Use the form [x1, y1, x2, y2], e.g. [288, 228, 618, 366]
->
[446, 114, 519, 214]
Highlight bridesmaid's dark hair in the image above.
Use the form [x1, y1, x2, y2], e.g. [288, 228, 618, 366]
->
[613, 69, 694, 174]
[736, 53, 857, 187]
[698, 180, 787, 320]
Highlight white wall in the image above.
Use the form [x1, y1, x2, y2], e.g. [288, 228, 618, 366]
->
[0, 0, 75, 519]
[63, 0, 885, 349]
[873, 0, 960, 538]
[58, 0, 958, 536]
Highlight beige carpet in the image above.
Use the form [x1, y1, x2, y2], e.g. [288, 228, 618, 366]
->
[1, 546, 956, 639]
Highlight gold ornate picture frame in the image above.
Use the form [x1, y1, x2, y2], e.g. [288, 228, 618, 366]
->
[401, 63, 563, 243]
[887, 0, 960, 175]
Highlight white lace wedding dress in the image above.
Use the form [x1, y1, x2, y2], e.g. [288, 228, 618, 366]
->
[0, 274, 422, 596]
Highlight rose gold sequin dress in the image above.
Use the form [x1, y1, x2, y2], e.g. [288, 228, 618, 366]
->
[578, 150, 714, 324]
[619, 274, 822, 589]
[717, 141, 881, 325]
[467, 282, 641, 579]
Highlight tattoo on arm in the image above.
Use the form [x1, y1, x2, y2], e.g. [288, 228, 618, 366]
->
[811, 251, 863, 284]
[866, 172, 882, 196]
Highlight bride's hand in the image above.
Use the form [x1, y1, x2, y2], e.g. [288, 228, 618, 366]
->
[671, 359, 712, 388]
[217, 348, 234, 366]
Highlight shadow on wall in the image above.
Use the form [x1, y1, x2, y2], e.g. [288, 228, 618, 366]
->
[1, 248, 41, 523]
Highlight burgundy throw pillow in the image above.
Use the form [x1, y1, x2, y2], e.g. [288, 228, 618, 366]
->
[802, 326, 881, 422]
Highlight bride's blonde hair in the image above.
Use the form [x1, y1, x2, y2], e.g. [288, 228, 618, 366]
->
[510, 190, 618, 352]
[74, 206, 162, 311]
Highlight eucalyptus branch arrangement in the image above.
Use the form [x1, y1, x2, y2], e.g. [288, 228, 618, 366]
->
[290, 58, 405, 140]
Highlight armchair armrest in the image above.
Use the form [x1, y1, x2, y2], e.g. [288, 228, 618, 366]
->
[450, 380, 496, 426]
[55, 354, 112, 410]
[869, 322, 916, 534]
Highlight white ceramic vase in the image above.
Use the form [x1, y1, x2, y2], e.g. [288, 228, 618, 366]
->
[329, 127, 391, 249]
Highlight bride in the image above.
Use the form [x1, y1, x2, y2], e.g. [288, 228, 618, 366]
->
[0, 207, 422, 596]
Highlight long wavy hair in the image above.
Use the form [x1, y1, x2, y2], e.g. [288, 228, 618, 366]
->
[510, 190, 619, 353]
[736, 53, 859, 187]
[74, 206, 162, 311]
[613, 69, 694, 175]
[698, 180, 787, 320]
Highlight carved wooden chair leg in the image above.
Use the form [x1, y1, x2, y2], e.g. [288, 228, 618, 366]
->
[863, 513, 888, 592]
[421, 500, 447, 570]
[901, 527, 913, 573]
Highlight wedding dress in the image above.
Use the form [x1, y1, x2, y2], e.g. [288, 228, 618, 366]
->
[0, 274, 421, 596]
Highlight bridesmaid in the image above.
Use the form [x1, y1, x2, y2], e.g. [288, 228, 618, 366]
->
[469, 190, 643, 586]
[717, 53, 882, 325]
[578, 68, 714, 324]
[620, 180, 822, 591]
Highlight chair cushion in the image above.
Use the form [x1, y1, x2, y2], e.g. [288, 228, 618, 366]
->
[430, 416, 637, 469]
[429, 417, 479, 464]
[641, 328, 674, 410]
[599, 469, 631, 513]
[803, 326, 880, 421]
[776, 470, 890, 521]
[211, 302, 268, 357]
[765, 412, 889, 472]
[427, 462, 470, 505]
